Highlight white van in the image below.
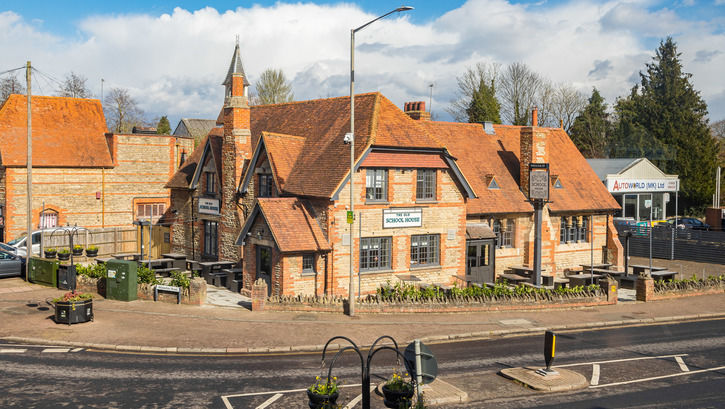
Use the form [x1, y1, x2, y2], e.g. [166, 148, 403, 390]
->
[6, 227, 81, 257]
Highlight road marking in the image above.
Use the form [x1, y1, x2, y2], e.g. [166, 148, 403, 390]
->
[254, 393, 283, 409]
[71, 348, 84, 352]
[0, 349, 27, 353]
[221, 383, 363, 409]
[674, 356, 689, 372]
[342, 385, 376, 409]
[590, 365, 725, 389]
[555, 353, 688, 368]
[42, 348, 70, 353]
[590, 364, 600, 386]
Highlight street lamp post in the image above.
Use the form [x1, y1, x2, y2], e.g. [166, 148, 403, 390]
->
[348, 6, 412, 316]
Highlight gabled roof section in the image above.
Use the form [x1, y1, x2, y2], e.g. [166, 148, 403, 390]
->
[586, 158, 639, 181]
[173, 118, 216, 140]
[421, 121, 532, 215]
[0, 95, 113, 168]
[165, 134, 222, 189]
[222, 41, 250, 87]
[239, 131, 306, 195]
[236, 198, 331, 253]
[248, 92, 446, 198]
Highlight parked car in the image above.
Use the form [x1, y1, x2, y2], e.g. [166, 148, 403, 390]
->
[6, 226, 82, 257]
[665, 217, 710, 230]
[0, 249, 25, 278]
[0, 242, 18, 255]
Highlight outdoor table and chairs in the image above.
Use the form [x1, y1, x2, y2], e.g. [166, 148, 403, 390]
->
[580, 263, 612, 271]
[651, 270, 678, 281]
[629, 264, 668, 276]
[591, 268, 627, 277]
[197, 260, 238, 285]
[568, 274, 602, 287]
[161, 252, 188, 270]
[111, 252, 141, 261]
[498, 273, 529, 285]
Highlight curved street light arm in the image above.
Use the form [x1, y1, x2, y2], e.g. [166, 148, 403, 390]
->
[353, 6, 414, 33]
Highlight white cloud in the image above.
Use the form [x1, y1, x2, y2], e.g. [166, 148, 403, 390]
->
[1, 1, 724, 124]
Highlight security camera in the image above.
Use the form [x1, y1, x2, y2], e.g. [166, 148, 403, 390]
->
[343, 132, 353, 144]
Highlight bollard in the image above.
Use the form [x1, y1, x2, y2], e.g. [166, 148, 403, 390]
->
[536, 331, 558, 376]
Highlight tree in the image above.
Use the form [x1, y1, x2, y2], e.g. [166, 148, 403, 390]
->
[611, 37, 718, 212]
[569, 88, 611, 158]
[550, 84, 587, 132]
[446, 62, 499, 122]
[253, 68, 294, 105]
[156, 116, 171, 135]
[103, 87, 144, 133]
[0, 74, 25, 106]
[466, 77, 501, 123]
[499, 62, 542, 125]
[56, 72, 92, 98]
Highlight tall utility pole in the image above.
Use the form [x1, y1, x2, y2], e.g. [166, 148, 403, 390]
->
[25, 61, 32, 281]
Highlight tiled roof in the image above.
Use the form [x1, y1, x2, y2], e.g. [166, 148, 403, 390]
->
[250, 92, 444, 198]
[0, 95, 113, 168]
[261, 132, 306, 192]
[173, 118, 216, 140]
[165, 134, 222, 189]
[421, 122, 532, 215]
[256, 197, 331, 253]
[424, 121, 619, 214]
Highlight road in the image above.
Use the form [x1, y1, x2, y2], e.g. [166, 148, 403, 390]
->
[1, 318, 723, 408]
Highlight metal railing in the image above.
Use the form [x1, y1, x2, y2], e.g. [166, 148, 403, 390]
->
[616, 225, 725, 265]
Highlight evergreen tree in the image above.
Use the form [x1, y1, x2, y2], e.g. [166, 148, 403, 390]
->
[156, 115, 171, 135]
[611, 37, 718, 212]
[569, 88, 610, 158]
[466, 78, 501, 124]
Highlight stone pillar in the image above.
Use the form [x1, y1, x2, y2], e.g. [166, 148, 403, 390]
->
[636, 276, 654, 302]
[252, 278, 267, 311]
[188, 277, 207, 305]
[601, 276, 618, 304]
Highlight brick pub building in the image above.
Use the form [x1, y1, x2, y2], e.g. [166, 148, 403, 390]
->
[167, 44, 622, 297]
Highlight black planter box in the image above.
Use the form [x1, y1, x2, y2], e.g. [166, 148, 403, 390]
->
[86, 249, 98, 257]
[72, 249, 84, 256]
[57, 252, 70, 261]
[55, 299, 93, 325]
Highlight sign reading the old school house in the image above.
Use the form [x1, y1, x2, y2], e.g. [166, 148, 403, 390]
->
[198, 198, 221, 215]
[383, 208, 422, 228]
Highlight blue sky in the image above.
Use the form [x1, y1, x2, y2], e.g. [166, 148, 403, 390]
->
[2, 1, 725, 126]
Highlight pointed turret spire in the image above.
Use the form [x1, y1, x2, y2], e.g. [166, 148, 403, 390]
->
[223, 38, 250, 87]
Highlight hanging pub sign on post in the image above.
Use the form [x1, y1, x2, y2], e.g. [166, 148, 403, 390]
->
[529, 163, 550, 201]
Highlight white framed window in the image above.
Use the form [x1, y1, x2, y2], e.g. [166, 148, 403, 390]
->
[137, 203, 166, 222]
[493, 219, 514, 248]
[39, 209, 58, 229]
[365, 169, 387, 202]
[411, 234, 440, 267]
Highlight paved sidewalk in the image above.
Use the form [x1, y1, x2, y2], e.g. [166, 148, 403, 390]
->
[1, 278, 723, 353]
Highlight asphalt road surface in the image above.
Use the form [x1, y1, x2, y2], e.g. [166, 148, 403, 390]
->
[1, 318, 723, 408]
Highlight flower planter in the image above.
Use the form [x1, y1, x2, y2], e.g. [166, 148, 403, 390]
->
[57, 252, 70, 261]
[306, 389, 339, 409]
[382, 384, 414, 409]
[44, 250, 57, 259]
[72, 248, 84, 256]
[54, 299, 93, 325]
[85, 249, 98, 257]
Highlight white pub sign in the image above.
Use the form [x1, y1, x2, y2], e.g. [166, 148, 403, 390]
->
[383, 208, 422, 228]
[198, 198, 220, 215]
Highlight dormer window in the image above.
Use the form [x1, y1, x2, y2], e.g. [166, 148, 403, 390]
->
[366, 169, 387, 202]
[488, 176, 499, 189]
[416, 169, 436, 200]
[259, 174, 274, 197]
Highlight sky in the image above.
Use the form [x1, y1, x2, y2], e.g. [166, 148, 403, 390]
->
[2, 0, 725, 128]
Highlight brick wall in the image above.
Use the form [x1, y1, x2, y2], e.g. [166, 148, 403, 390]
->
[2, 133, 192, 240]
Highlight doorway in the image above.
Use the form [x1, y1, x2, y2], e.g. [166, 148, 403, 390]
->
[256, 245, 272, 296]
[466, 239, 495, 284]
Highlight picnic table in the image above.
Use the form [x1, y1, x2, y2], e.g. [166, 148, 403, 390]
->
[508, 265, 547, 277]
[397, 275, 421, 283]
[591, 268, 627, 277]
[568, 274, 602, 287]
[630, 264, 668, 275]
[197, 261, 238, 284]
[161, 253, 188, 270]
[580, 263, 612, 271]
[112, 252, 141, 261]
[498, 273, 529, 284]
[651, 270, 678, 281]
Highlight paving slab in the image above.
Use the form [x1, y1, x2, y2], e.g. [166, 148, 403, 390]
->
[500, 367, 589, 392]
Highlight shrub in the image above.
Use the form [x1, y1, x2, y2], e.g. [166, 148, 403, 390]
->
[53, 290, 92, 303]
[75, 263, 107, 279]
[58, 248, 70, 254]
[87, 245, 98, 251]
[169, 270, 190, 289]
[73, 244, 84, 251]
[137, 263, 160, 285]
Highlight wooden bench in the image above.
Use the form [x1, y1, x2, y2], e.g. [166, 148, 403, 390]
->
[153, 267, 181, 276]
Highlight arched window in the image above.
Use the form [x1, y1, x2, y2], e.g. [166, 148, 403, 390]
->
[40, 209, 58, 229]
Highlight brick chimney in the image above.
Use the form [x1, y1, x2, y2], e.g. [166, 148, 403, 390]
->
[519, 108, 548, 198]
[403, 101, 431, 121]
[219, 40, 251, 261]
[532, 106, 538, 127]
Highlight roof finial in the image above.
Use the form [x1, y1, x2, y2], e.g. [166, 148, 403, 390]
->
[235, 34, 239, 46]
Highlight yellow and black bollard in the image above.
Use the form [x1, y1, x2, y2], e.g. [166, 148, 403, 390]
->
[536, 331, 559, 376]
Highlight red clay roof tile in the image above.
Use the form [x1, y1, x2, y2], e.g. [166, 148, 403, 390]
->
[257, 197, 331, 252]
[0, 95, 113, 167]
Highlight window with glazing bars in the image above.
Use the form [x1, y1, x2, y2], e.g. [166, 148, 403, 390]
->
[416, 169, 436, 200]
[578, 217, 589, 242]
[365, 169, 387, 201]
[411, 234, 439, 266]
[259, 174, 274, 197]
[203, 220, 218, 257]
[360, 237, 391, 271]
[302, 254, 315, 273]
[205, 172, 216, 194]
